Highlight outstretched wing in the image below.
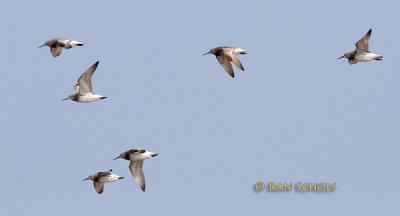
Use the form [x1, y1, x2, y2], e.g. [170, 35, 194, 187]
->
[216, 55, 234, 78]
[73, 83, 80, 93]
[222, 48, 245, 71]
[355, 29, 372, 52]
[93, 182, 104, 194]
[129, 160, 146, 191]
[77, 61, 99, 95]
[50, 47, 62, 57]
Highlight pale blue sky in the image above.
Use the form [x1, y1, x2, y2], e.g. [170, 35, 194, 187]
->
[1, 0, 399, 215]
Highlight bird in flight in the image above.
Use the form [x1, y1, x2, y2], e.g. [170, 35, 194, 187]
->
[62, 61, 107, 103]
[203, 46, 247, 78]
[114, 149, 159, 191]
[39, 38, 84, 57]
[338, 29, 383, 64]
[83, 169, 124, 194]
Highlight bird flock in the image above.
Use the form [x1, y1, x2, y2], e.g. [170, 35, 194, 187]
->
[39, 28, 382, 194]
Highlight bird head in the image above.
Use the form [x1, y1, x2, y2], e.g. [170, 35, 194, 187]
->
[203, 48, 216, 56]
[338, 52, 352, 59]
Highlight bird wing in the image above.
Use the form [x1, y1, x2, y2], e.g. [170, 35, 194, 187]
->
[56, 39, 68, 47]
[97, 169, 112, 177]
[348, 59, 358, 65]
[216, 55, 234, 78]
[57, 39, 74, 48]
[77, 61, 99, 95]
[355, 29, 372, 52]
[93, 181, 104, 194]
[129, 160, 146, 191]
[222, 48, 245, 71]
[73, 83, 80, 93]
[50, 47, 62, 57]
[138, 149, 146, 153]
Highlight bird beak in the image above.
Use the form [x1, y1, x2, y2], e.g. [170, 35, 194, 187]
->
[203, 51, 211, 56]
[337, 55, 345, 59]
[151, 153, 159, 157]
[62, 97, 69, 101]
[38, 44, 46, 48]
[113, 156, 121, 160]
[82, 177, 89, 181]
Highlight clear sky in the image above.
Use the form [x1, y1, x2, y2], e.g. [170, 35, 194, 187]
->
[1, 0, 399, 215]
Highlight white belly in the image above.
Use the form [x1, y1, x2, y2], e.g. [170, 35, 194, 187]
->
[234, 48, 246, 52]
[68, 40, 82, 48]
[355, 52, 381, 62]
[131, 151, 157, 160]
[58, 39, 81, 49]
[78, 93, 103, 103]
[100, 174, 122, 183]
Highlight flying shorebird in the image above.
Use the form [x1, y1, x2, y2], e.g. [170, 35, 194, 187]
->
[203, 46, 247, 78]
[114, 149, 159, 191]
[338, 29, 383, 64]
[39, 38, 84, 57]
[62, 61, 107, 103]
[83, 169, 124, 194]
